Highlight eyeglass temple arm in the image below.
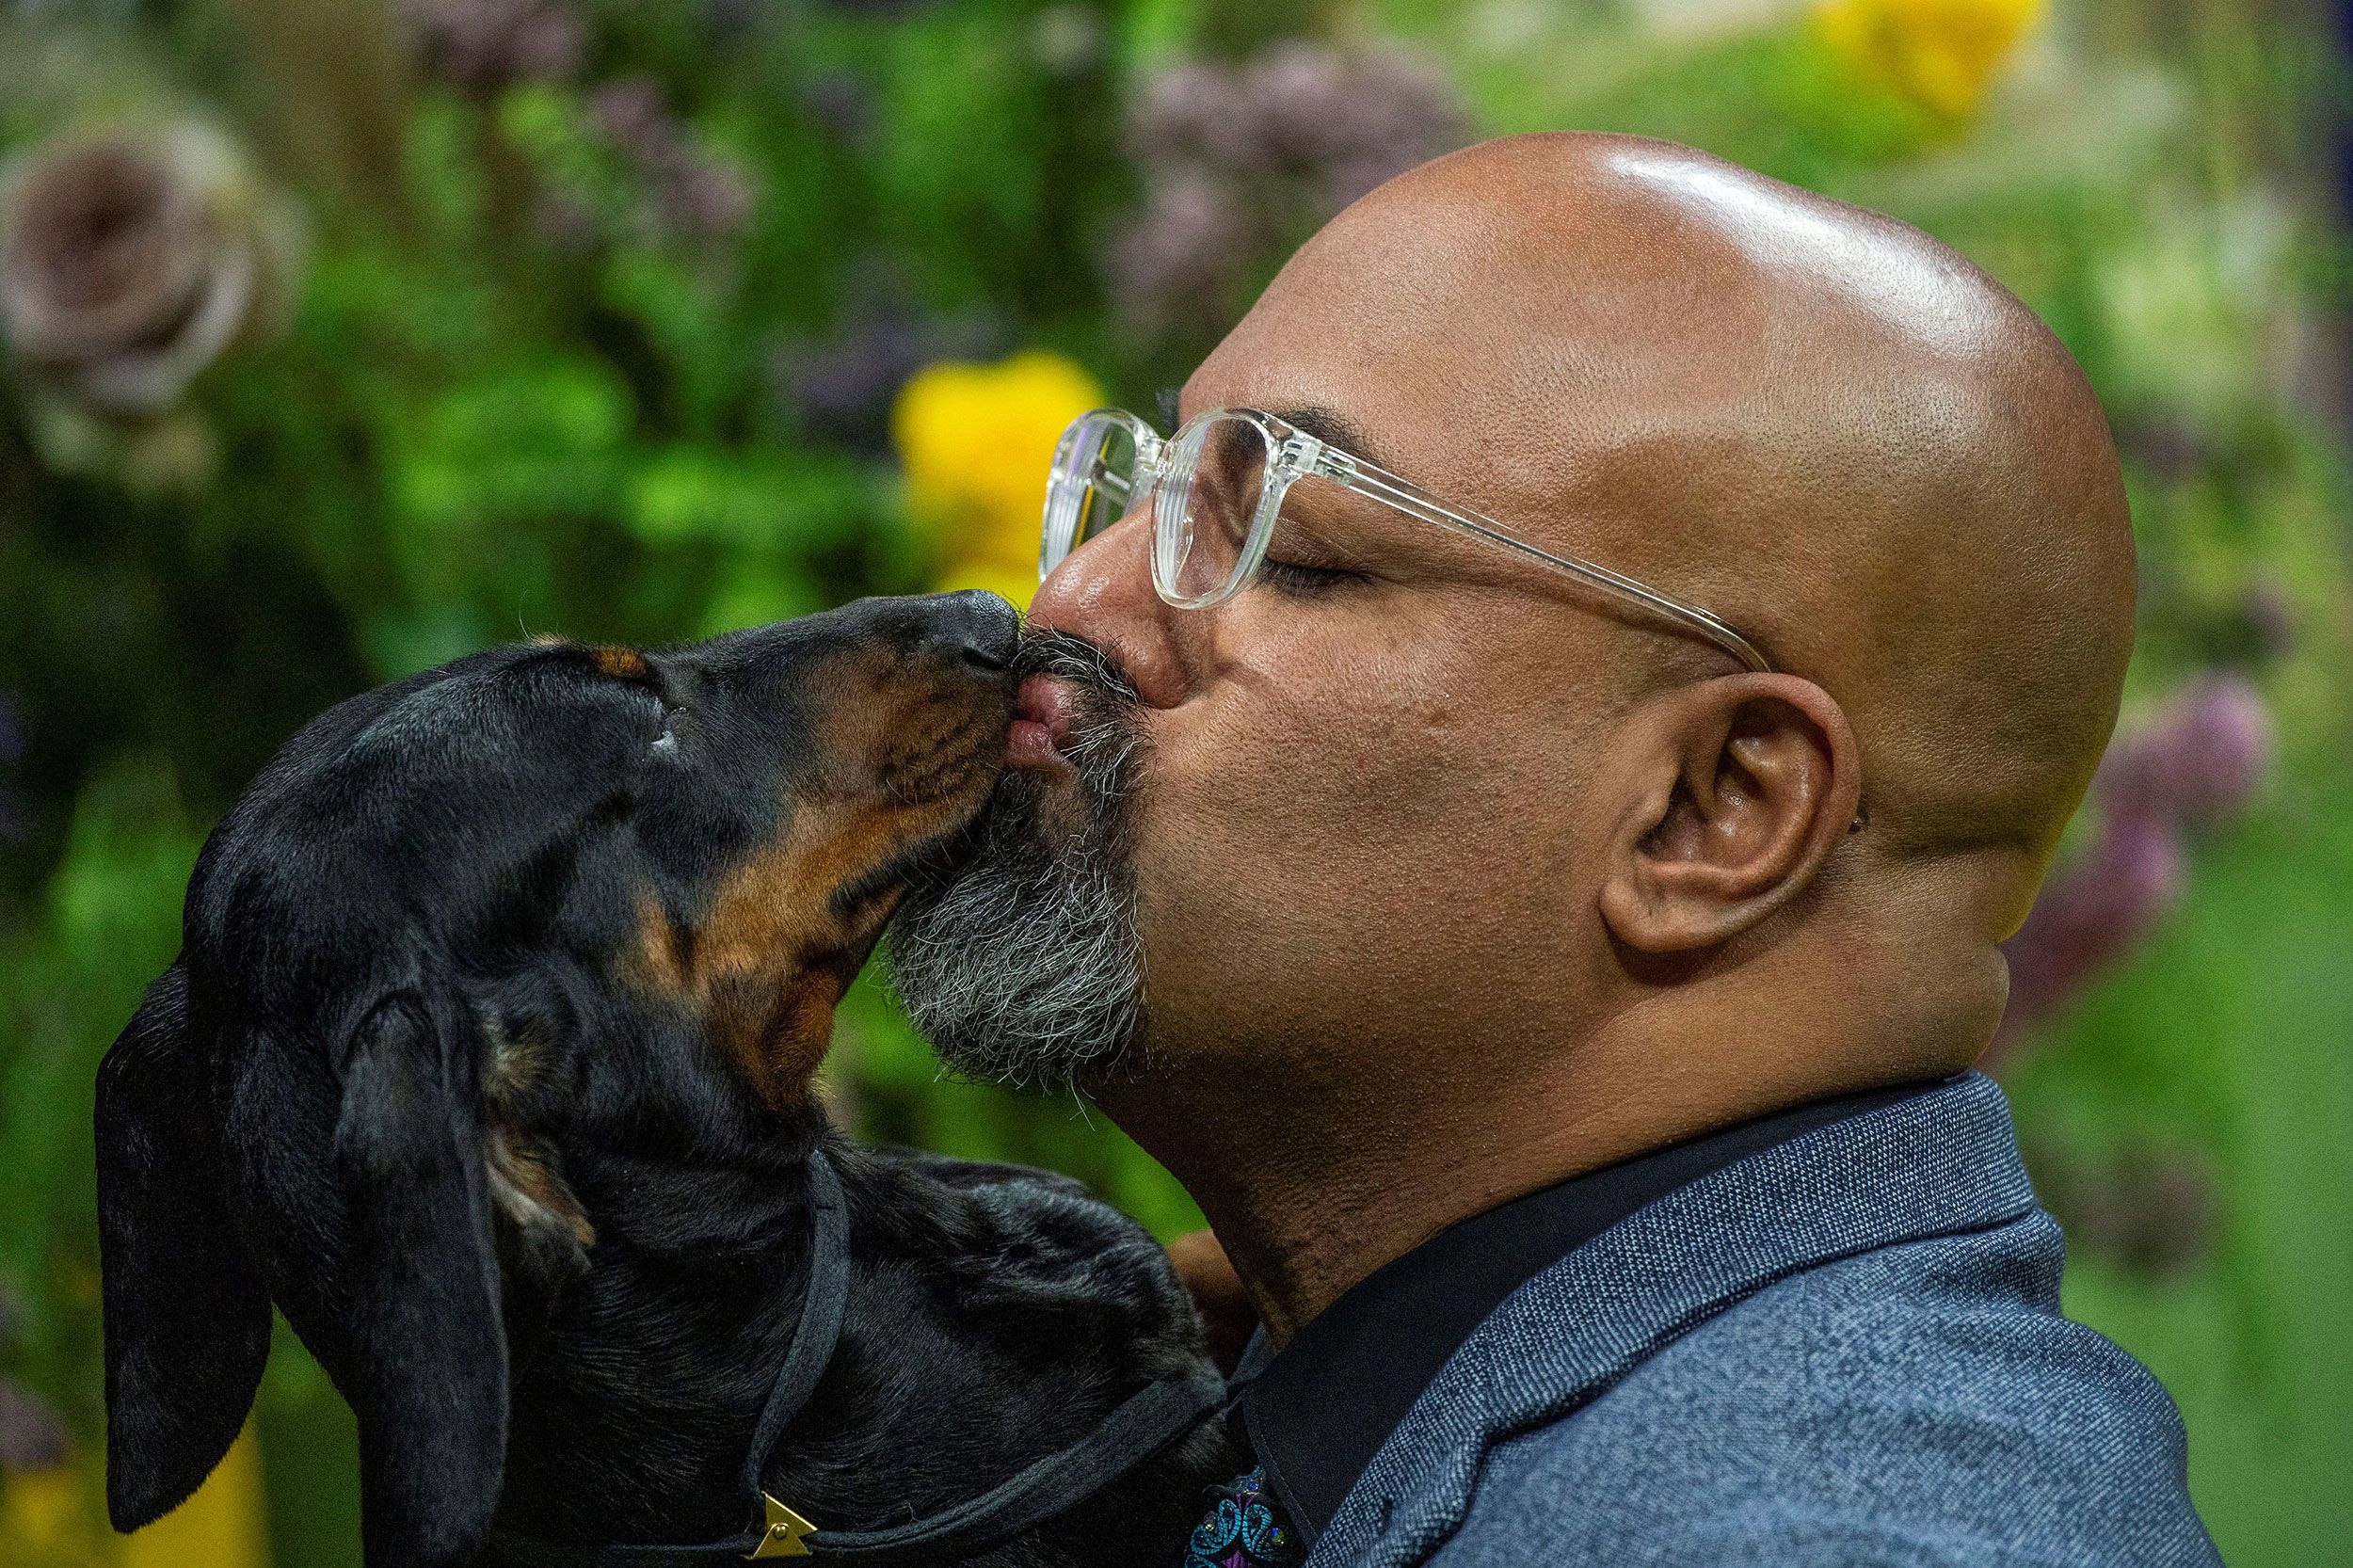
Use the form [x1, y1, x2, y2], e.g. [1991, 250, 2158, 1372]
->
[1318, 451, 1774, 674]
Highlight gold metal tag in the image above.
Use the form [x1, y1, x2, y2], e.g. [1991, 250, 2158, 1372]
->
[746, 1493, 818, 1560]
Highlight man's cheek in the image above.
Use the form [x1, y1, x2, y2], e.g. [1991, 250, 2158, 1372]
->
[1130, 718, 1433, 959]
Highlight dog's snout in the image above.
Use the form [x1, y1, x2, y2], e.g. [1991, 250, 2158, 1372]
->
[925, 589, 1020, 675]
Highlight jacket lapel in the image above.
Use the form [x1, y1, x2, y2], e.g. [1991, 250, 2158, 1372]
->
[1305, 1072, 2038, 1568]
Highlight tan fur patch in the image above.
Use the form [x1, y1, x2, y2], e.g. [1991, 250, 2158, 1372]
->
[590, 646, 651, 680]
[483, 1023, 595, 1249]
[488, 1128, 597, 1248]
[628, 646, 1005, 1111]
[632, 792, 970, 1110]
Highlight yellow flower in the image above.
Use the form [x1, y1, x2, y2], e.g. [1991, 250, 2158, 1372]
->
[892, 350, 1106, 606]
[1813, 0, 2042, 122]
[0, 1467, 106, 1568]
[0, 1426, 266, 1568]
[118, 1425, 268, 1568]
[931, 554, 1047, 610]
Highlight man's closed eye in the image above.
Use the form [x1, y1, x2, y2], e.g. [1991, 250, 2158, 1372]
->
[1258, 557, 1360, 598]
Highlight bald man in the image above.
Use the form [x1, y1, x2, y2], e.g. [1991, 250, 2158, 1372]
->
[890, 134, 2219, 1565]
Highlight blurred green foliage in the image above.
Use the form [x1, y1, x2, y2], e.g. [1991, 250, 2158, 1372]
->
[0, 0, 2347, 1563]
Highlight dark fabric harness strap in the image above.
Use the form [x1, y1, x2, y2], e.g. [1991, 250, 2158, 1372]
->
[739, 1149, 850, 1500]
[793, 1362, 1226, 1563]
[492, 1529, 757, 1565]
[489, 1147, 1228, 1566]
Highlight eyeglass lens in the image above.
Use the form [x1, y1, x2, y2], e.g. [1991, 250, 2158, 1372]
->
[1042, 410, 1282, 606]
[1158, 414, 1273, 604]
[1041, 413, 1140, 576]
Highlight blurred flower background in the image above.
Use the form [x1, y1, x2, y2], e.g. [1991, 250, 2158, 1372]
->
[0, 0, 2346, 1561]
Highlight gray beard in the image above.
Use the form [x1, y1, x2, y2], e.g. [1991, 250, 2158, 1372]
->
[886, 633, 1148, 1093]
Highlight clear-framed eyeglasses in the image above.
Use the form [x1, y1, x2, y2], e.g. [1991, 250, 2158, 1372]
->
[1039, 406, 1772, 674]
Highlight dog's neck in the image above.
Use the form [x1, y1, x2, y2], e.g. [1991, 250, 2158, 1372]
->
[490, 1097, 836, 1547]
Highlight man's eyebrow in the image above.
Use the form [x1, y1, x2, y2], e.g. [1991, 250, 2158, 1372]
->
[1261, 403, 1394, 471]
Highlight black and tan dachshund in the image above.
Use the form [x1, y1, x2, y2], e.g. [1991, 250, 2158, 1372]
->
[94, 592, 1233, 1568]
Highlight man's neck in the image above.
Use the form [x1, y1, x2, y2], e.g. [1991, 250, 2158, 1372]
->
[1096, 1006, 1966, 1347]
[1095, 1043, 1616, 1346]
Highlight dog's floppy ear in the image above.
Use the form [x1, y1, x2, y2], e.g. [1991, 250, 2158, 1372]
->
[96, 965, 274, 1531]
[334, 987, 512, 1568]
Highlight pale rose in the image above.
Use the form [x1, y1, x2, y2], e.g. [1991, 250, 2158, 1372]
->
[0, 121, 302, 419]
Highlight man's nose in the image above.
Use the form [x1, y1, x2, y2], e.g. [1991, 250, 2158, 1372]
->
[1026, 509, 1190, 709]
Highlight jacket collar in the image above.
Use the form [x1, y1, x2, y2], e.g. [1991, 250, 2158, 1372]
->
[1304, 1071, 2038, 1568]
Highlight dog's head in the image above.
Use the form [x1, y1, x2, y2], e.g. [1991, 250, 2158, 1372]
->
[94, 591, 1017, 1566]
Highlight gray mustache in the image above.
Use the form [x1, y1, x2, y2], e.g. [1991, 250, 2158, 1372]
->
[1012, 628, 1149, 796]
[1014, 626, 1143, 703]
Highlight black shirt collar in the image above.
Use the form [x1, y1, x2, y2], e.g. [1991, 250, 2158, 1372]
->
[1235, 1079, 1946, 1544]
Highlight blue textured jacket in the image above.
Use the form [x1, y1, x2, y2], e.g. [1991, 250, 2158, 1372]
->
[1303, 1074, 2220, 1567]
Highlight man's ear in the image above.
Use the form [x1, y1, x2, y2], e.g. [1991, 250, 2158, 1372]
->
[332, 989, 513, 1568]
[1596, 673, 1862, 955]
[96, 965, 273, 1532]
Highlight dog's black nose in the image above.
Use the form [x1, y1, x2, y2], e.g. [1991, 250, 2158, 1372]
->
[929, 589, 1020, 674]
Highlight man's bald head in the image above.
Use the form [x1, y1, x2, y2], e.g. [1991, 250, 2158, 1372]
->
[1194, 133, 2134, 931]
[899, 134, 2138, 1325]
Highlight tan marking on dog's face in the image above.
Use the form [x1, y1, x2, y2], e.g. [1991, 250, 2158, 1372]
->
[629, 643, 1009, 1111]
[590, 646, 651, 680]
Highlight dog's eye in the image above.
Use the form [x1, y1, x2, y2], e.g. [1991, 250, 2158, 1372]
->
[584, 654, 683, 757]
[646, 696, 685, 757]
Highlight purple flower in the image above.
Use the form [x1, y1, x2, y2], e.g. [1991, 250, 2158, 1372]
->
[2025, 1137, 2217, 1280]
[1994, 806, 2185, 1059]
[587, 76, 671, 159]
[0, 692, 21, 841]
[1112, 43, 1467, 337]
[1992, 671, 2275, 1064]
[1128, 43, 1468, 196]
[1126, 60, 1265, 172]
[2095, 674, 2276, 830]
[2117, 411, 2215, 485]
[0, 1378, 69, 1476]
[783, 313, 935, 450]
[777, 308, 1009, 452]
[587, 76, 760, 243]
[657, 157, 757, 241]
[399, 0, 585, 99]
[1243, 43, 1468, 203]
[805, 72, 878, 148]
[1105, 172, 1257, 337]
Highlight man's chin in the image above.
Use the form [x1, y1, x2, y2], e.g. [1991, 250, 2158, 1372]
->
[955, 763, 1099, 860]
[885, 771, 1146, 1094]
[1029, 772, 1107, 848]
[891, 626, 1153, 1091]
[903, 769, 1047, 895]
